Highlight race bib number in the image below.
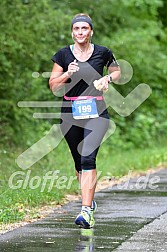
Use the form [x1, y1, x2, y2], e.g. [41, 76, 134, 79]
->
[72, 98, 99, 119]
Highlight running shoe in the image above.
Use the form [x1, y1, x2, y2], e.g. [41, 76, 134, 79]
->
[89, 210, 95, 228]
[75, 209, 95, 229]
[91, 200, 97, 213]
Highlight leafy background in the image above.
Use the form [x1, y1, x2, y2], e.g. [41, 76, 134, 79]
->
[0, 0, 166, 148]
[0, 0, 167, 224]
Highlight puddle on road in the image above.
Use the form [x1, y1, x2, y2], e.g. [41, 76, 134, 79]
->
[1, 181, 167, 251]
[0, 216, 149, 251]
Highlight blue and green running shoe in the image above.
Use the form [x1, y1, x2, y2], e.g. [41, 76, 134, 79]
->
[91, 200, 97, 213]
[75, 209, 95, 229]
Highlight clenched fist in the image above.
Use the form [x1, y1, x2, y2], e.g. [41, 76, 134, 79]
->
[66, 59, 80, 77]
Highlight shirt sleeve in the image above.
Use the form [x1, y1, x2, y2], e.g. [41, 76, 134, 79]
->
[104, 48, 119, 68]
[51, 49, 64, 68]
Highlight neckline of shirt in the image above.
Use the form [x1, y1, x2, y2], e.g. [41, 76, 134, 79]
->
[69, 44, 95, 62]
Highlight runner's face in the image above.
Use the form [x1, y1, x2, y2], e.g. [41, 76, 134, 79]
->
[72, 22, 92, 44]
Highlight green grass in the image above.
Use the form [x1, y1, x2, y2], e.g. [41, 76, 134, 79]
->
[97, 142, 167, 178]
[0, 139, 167, 224]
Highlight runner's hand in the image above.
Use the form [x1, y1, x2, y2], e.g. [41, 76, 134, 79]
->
[66, 59, 79, 77]
[93, 76, 109, 92]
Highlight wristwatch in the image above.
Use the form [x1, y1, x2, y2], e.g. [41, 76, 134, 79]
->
[107, 74, 112, 83]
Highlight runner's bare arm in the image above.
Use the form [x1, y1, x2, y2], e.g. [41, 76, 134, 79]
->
[49, 63, 70, 92]
[107, 65, 121, 82]
[49, 60, 79, 91]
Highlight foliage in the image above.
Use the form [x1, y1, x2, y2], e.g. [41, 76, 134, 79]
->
[1, 0, 167, 226]
[0, 0, 72, 146]
[0, 0, 167, 149]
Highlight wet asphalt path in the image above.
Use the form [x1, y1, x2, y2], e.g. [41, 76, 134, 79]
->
[0, 168, 167, 251]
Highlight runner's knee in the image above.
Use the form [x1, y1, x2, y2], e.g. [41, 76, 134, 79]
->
[81, 156, 96, 170]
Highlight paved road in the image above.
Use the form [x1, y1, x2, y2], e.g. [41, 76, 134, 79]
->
[0, 168, 167, 251]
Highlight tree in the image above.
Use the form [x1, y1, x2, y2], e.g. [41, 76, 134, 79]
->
[0, 0, 72, 146]
[0, 0, 166, 148]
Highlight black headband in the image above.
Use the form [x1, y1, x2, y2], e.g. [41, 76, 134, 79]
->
[71, 15, 93, 29]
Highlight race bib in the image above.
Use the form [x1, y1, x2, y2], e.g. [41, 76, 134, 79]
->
[72, 98, 99, 119]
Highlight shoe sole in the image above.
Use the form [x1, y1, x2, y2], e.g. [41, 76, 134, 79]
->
[75, 217, 90, 229]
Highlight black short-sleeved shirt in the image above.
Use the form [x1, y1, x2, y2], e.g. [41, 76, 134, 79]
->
[51, 44, 118, 116]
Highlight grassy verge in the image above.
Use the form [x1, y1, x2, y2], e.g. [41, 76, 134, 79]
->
[0, 139, 167, 225]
